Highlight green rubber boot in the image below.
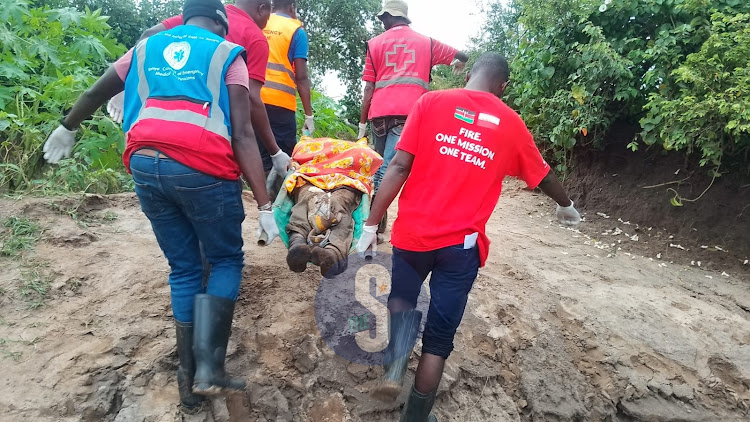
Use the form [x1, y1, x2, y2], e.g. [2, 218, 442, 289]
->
[192, 294, 246, 395]
[175, 321, 205, 413]
[400, 385, 438, 422]
[371, 309, 422, 402]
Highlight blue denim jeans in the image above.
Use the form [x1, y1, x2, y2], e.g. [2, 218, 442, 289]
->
[129, 154, 246, 323]
[372, 124, 403, 193]
[389, 244, 480, 359]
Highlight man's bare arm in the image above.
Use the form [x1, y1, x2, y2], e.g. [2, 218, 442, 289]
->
[359, 81, 375, 124]
[294, 58, 313, 116]
[537, 169, 573, 207]
[228, 84, 271, 206]
[63, 67, 124, 129]
[247, 79, 281, 155]
[365, 150, 415, 225]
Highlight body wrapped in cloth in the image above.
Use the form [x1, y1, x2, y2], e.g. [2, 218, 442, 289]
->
[274, 136, 383, 277]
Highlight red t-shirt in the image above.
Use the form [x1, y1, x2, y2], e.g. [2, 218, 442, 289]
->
[391, 89, 551, 266]
[162, 5, 268, 83]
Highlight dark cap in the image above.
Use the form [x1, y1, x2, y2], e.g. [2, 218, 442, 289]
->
[183, 0, 229, 34]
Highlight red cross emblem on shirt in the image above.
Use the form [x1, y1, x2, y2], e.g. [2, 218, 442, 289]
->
[385, 44, 416, 73]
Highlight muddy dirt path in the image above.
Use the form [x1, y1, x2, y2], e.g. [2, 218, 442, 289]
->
[0, 179, 748, 422]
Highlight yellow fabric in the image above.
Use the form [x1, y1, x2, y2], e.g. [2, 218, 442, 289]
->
[285, 136, 384, 195]
[261, 14, 302, 111]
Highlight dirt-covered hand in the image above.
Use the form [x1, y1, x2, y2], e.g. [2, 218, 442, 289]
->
[107, 91, 125, 124]
[43, 125, 76, 164]
[271, 150, 291, 175]
[556, 201, 581, 225]
[258, 210, 279, 245]
[356, 224, 378, 257]
[451, 59, 466, 75]
[357, 123, 368, 140]
[303, 115, 314, 136]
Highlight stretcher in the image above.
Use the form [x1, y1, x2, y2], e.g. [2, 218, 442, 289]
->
[271, 169, 371, 254]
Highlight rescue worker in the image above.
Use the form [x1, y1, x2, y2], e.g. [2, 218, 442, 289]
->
[358, 0, 469, 237]
[284, 137, 383, 277]
[107, 0, 294, 178]
[42, 0, 279, 413]
[356, 53, 582, 421]
[258, 0, 314, 175]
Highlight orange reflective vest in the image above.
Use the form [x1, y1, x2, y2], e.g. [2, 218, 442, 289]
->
[261, 14, 302, 111]
[367, 26, 433, 118]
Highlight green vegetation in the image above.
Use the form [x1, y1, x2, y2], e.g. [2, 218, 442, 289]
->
[1, 217, 41, 257]
[474, 0, 750, 177]
[0, 0, 127, 194]
[18, 259, 53, 309]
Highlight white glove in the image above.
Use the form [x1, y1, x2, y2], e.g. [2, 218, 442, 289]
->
[356, 224, 379, 257]
[271, 149, 291, 175]
[556, 201, 581, 226]
[451, 59, 466, 75]
[107, 91, 125, 124]
[258, 209, 279, 245]
[43, 125, 77, 164]
[303, 115, 314, 136]
[357, 123, 368, 140]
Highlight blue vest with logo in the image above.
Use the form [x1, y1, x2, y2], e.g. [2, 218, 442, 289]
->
[121, 25, 247, 179]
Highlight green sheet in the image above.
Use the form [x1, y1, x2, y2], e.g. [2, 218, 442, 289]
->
[273, 171, 370, 254]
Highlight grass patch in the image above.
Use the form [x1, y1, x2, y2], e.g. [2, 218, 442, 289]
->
[1, 216, 41, 257]
[18, 260, 53, 309]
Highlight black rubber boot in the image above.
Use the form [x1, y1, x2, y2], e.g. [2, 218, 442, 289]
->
[192, 294, 246, 395]
[175, 321, 205, 413]
[371, 309, 422, 403]
[399, 385, 438, 422]
[287, 233, 311, 273]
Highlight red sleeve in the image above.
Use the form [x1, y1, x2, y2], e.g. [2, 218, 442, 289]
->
[430, 38, 458, 66]
[395, 96, 426, 156]
[362, 46, 376, 82]
[509, 122, 550, 188]
[244, 38, 268, 83]
[162, 15, 183, 29]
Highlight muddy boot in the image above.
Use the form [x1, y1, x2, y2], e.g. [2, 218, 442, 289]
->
[175, 321, 205, 413]
[399, 385, 438, 422]
[287, 233, 311, 273]
[192, 294, 246, 395]
[312, 246, 347, 278]
[371, 309, 422, 403]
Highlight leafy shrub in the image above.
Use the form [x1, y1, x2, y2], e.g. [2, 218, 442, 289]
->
[0, 0, 127, 194]
[478, 0, 750, 173]
[297, 90, 357, 140]
[642, 12, 750, 168]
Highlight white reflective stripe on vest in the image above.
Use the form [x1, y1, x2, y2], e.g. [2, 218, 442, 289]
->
[133, 39, 235, 142]
[267, 62, 296, 80]
[374, 76, 430, 90]
[264, 80, 298, 96]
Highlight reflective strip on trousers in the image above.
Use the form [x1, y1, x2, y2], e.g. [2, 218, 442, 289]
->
[375, 77, 429, 90]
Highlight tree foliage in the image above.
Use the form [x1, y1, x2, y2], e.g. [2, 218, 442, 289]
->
[32, 0, 181, 47]
[297, 0, 382, 122]
[477, 0, 750, 173]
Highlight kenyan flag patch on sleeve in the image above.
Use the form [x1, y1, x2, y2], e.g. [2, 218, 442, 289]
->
[454, 107, 476, 124]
